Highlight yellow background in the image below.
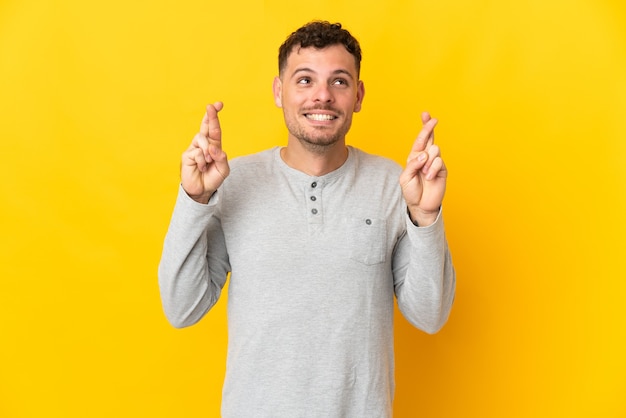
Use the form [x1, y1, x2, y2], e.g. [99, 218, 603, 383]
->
[1, 0, 625, 416]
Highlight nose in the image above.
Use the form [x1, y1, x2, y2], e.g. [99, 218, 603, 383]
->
[313, 83, 334, 103]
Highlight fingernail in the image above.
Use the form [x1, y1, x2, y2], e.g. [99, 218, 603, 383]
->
[418, 153, 427, 162]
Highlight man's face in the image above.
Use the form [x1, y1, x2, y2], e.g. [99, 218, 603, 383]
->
[273, 44, 365, 151]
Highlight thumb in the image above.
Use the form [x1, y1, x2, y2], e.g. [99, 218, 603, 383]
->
[400, 152, 428, 189]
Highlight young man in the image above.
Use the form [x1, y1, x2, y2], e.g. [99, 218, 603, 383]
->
[159, 21, 455, 417]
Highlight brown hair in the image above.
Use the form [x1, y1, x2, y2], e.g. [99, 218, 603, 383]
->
[278, 21, 362, 77]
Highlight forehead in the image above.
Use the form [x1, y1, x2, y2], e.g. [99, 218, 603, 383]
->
[283, 44, 358, 76]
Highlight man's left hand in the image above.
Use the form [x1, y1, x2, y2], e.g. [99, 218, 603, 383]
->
[399, 112, 448, 227]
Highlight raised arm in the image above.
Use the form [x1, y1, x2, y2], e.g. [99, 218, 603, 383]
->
[158, 104, 231, 328]
[394, 112, 455, 333]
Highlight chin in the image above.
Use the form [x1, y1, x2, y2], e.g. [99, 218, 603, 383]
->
[297, 135, 342, 153]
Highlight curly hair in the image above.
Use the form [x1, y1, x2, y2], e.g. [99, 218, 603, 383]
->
[278, 21, 362, 77]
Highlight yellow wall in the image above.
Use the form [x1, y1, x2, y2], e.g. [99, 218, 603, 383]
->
[1, 1, 625, 416]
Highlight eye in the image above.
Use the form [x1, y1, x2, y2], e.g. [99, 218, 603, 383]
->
[297, 77, 311, 85]
[332, 78, 348, 86]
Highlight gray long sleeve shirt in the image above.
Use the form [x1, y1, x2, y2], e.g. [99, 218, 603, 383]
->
[158, 146, 456, 417]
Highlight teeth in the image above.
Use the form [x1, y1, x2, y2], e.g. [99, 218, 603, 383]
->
[306, 114, 335, 121]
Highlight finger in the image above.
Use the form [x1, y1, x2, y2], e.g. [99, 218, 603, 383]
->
[404, 152, 428, 176]
[424, 112, 436, 148]
[425, 157, 447, 181]
[421, 144, 440, 174]
[409, 117, 438, 157]
[399, 153, 427, 189]
[191, 133, 211, 160]
[195, 149, 210, 172]
[208, 145, 230, 179]
[200, 102, 224, 143]
[183, 147, 208, 171]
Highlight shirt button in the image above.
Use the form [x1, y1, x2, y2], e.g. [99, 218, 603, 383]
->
[310, 196, 316, 201]
[311, 208, 318, 215]
[365, 219, 372, 225]
[311, 182, 317, 188]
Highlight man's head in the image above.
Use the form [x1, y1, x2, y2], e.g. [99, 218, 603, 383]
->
[273, 21, 365, 153]
[278, 21, 362, 78]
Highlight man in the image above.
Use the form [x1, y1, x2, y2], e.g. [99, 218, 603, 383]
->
[159, 21, 455, 417]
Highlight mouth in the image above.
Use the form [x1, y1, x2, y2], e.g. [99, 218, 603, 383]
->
[304, 113, 338, 121]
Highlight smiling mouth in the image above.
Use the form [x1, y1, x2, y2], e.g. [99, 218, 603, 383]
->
[305, 113, 337, 121]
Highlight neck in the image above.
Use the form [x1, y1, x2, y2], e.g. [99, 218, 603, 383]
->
[281, 139, 348, 176]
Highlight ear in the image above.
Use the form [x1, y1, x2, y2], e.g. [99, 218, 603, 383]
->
[354, 80, 365, 113]
[272, 76, 283, 108]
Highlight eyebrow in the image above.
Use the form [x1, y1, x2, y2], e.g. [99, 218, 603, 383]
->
[291, 67, 355, 80]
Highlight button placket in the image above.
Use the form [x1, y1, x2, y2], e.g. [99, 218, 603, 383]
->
[307, 180, 322, 223]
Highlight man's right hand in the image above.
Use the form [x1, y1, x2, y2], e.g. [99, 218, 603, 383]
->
[181, 102, 230, 204]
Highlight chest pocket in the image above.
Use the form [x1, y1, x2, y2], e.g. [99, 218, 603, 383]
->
[346, 217, 387, 265]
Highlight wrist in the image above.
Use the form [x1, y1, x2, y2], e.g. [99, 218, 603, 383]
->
[183, 187, 216, 205]
[408, 206, 439, 227]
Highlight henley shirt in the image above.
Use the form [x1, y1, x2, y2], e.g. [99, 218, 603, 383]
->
[158, 146, 456, 417]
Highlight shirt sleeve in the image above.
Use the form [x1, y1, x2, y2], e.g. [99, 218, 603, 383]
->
[392, 207, 456, 334]
[157, 185, 230, 328]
